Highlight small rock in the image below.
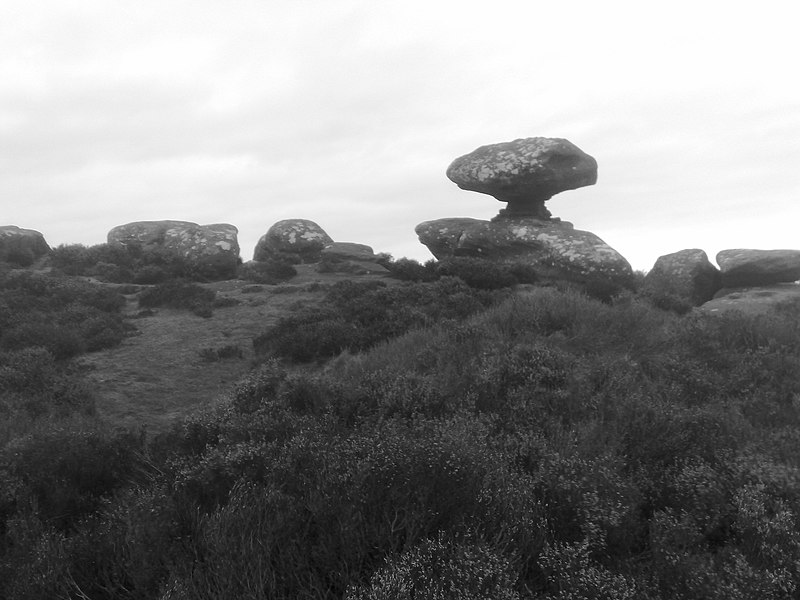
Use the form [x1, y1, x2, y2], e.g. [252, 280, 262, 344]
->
[716, 249, 800, 287]
[446, 137, 597, 218]
[254, 219, 333, 263]
[0, 225, 51, 266]
[322, 242, 377, 262]
[319, 242, 389, 275]
[644, 249, 721, 306]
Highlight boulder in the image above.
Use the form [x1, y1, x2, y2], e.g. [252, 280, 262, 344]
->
[446, 137, 597, 218]
[254, 219, 333, 263]
[644, 249, 721, 306]
[416, 217, 632, 286]
[414, 218, 485, 260]
[318, 242, 389, 275]
[716, 249, 800, 287]
[0, 225, 51, 266]
[107, 220, 240, 278]
[701, 283, 800, 315]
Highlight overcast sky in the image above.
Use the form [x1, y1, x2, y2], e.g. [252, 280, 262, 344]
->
[2, 1, 798, 270]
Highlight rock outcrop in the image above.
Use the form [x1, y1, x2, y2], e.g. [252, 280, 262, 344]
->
[254, 219, 333, 263]
[419, 136, 631, 287]
[716, 249, 800, 288]
[107, 220, 240, 278]
[319, 242, 389, 275]
[644, 249, 721, 306]
[0, 226, 50, 266]
[416, 217, 632, 285]
[446, 137, 597, 219]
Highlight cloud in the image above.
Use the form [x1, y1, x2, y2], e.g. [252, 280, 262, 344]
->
[1, 1, 799, 269]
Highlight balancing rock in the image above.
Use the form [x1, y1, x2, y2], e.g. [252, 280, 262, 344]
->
[446, 137, 597, 219]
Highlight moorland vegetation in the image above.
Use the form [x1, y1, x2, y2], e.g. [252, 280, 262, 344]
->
[2, 243, 800, 598]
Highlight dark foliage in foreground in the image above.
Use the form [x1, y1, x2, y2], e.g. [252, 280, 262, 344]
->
[4, 270, 800, 598]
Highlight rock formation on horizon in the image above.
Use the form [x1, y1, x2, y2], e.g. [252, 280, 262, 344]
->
[716, 249, 800, 288]
[0, 226, 50, 266]
[319, 242, 389, 275]
[419, 137, 632, 286]
[254, 219, 333, 263]
[107, 220, 240, 278]
[644, 249, 721, 306]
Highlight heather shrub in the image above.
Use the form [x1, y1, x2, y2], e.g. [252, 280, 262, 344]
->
[346, 532, 521, 600]
[254, 277, 497, 362]
[0, 272, 127, 358]
[50, 242, 237, 283]
[1, 424, 146, 532]
[238, 258, 297, 283]
[437, 256, 533, 289]
[0, 348, 95, 426]
[384, 257, 440, 282]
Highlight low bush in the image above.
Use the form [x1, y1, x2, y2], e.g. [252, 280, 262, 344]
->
[238, 258, 297, 284]
[0, 272, 127, 358]
[254, 277, 497, 362]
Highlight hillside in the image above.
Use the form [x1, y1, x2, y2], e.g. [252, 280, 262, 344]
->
[77, 266, 390, 431]
[4, 258, 800, 599]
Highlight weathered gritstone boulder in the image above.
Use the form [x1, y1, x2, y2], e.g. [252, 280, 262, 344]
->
[0, 226, 50, 266]
[107, 220, 240, 278]
[319, 242, 389, 275]
[414, 218, 485, 260]
[716, 249, 800, 287]
[446, 137, 597, 219]
[254, 219, 333, 263]
[644, 249, 721, 306]
[416, 217, 632, 285]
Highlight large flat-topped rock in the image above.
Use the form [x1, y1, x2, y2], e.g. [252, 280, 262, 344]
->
[107, 220, 240, 279]
[446, 137, 597, 218]
[716, 249, 800, 287]
[416, 217, 632, 285]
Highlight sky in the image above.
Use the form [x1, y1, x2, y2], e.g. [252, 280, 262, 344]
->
[2, 1, 799, 271]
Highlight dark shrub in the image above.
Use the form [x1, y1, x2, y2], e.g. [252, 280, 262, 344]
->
[437, 257, 519, 289]
[239, 259, 297, 284]
[2, 425, 145, 532]
[347, 532, 521, 599]
[385, 257, 440, 282]
[254, 278, 496, 363]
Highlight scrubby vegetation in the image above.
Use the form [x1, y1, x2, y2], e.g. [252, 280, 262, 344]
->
[3, 259, 800, 598]
[50, 243, 237, 283]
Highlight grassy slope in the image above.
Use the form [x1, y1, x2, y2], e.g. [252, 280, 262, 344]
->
[78, 266, 392, 432]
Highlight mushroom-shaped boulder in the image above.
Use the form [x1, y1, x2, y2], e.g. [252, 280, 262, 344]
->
[446, 137, 597, 219]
